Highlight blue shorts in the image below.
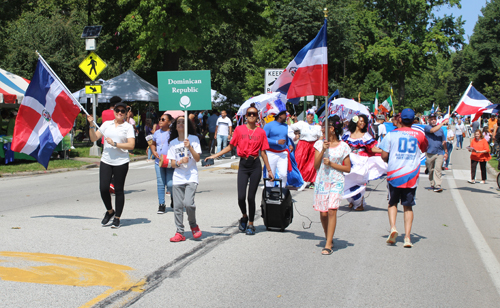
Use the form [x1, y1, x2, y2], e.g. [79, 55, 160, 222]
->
[388, 184, 416, 207]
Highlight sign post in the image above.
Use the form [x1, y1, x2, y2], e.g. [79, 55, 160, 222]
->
[157, 70, 211, 160]
[79, 52, 107, 156]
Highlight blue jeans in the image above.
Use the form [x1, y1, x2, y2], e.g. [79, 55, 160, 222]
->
[445, 142, 453, 168]
[217, 135, 228, 157]
[456, 134, 463, 149]
[154, 164, 173, 205]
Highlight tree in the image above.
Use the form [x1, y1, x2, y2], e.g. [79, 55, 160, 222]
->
[467, 0, 500, 91]
[117, 0, 268, 73]
[2, 7, 88, 91]
[354, 0, 465, 108]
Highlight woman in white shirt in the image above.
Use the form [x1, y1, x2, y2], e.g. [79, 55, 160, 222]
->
[289, 109, 322, 190]
[444, 124, 455, 170]
[87, 102, 135, 229]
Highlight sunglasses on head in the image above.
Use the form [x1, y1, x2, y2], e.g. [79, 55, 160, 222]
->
[246, 112, 258, 117]
[114, 108, 127, 114]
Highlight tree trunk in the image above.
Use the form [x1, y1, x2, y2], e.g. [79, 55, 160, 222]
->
[162, 51, 179, 71]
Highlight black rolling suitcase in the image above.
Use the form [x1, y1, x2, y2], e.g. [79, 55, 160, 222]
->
[261, 178, 293, 231]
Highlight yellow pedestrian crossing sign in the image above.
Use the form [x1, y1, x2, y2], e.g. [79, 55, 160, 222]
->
[79, 52, 106, 80]
[85, 85, 102, 94]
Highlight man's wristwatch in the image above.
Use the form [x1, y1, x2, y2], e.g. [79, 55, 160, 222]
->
[114, 142, 117, 147]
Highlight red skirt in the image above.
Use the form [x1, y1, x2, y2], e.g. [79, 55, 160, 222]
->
[295, 140, 317, 182]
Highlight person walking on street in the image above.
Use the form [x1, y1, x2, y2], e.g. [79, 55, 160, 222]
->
[206, 104, 274, 235]
[100, 96, 121, 193]
[444, 124, 455, 170]
[215, 110, 232, 158]
[87, 102, 136, 229]
[424, 113, 448, 192]
[167, 116, 203, 242]
[207, 110, 219, 154]
[488, 114, 497, 135]
[455, 118, 466, 149]
[313, 115, 351, 255]
[290, 109, 322, 190]
[150, 114, 174, 214]
[263, 110, 294, 187]
[468, 129, 491, 184]
[380, 109, 428, 248]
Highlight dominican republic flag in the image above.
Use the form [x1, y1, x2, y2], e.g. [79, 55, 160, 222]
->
[270, 19, 328, 101]
[454, 83, 491, 116]
[11, 59, 81, 168]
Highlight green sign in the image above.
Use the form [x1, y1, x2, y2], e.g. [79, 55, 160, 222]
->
[157, 70, 211, 111]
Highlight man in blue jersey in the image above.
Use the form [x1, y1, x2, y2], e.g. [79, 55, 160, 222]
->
[264, 110, 294, 187]
[380, 109, 428, 248]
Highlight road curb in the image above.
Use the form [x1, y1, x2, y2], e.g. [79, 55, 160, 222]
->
[0, 155, 147, 178]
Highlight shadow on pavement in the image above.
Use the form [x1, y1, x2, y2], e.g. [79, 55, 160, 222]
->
[124, 189, 146, 194]
[379, 232, 427, 245]
[315, 238, 354, 251]
[119, 217, 151, 227]
[31, 215, 98, 220]
[455, 187, 498, 194]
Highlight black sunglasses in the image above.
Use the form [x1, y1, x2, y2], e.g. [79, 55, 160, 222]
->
[247, 112, 258, 117]
[159, 118, 168, 122]
[114, 108, 127, 114]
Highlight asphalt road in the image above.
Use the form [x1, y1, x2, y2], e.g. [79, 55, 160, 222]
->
[1, 145, 500, 307]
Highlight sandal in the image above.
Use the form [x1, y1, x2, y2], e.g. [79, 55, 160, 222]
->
[321, 248, 333, 255]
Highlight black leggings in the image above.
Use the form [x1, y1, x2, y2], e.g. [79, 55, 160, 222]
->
[99, 161, 129, 217]
[471, 160, 487, 181]
[237, 158, 262, 222]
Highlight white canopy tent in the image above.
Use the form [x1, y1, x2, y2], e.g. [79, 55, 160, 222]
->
[72, 70, 158, 103]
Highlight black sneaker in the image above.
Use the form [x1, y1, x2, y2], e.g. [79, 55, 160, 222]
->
[157, 204, 166, 214]
[110, 217, 120, 229]
[239, 217, 248, 232]
[101, 210, 115, 226]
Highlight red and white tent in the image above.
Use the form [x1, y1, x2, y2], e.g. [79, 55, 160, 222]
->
[0, 68, 30, 105]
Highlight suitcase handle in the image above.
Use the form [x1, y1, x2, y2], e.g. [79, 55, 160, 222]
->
[263, 178, 283, 200]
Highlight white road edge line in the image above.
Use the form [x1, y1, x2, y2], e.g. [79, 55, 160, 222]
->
[447, 176, 500, 295]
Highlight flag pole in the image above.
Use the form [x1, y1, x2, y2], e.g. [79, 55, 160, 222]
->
[36, 51, 105, 136]
[323, 7, 328, 143]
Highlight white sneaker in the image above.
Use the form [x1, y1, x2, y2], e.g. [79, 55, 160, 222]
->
[231, 156, 236, 159]
[479, 180, 486, 184]
[298, 182, 309, 192]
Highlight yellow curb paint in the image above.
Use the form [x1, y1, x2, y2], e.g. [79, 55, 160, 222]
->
[0, 252, 144, 307]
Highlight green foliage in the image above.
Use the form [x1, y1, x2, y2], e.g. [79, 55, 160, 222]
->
[467, 0, 500, 91]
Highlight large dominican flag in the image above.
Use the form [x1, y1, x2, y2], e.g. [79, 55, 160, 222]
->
[11, 59, 81, 168]
[454, 83, 491, 115]
[270, 19, 328, 100]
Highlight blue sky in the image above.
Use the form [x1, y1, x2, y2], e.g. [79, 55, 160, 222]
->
[433, 0, 488, 43]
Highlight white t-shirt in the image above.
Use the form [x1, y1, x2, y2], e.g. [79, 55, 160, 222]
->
[167, 135, 202, 185]
[100, 120, 135, 166]
[289, 121, 322, 141]
[455, 123, 465, 135]
[447, 129, 455, 142]
[216, 117, 232, 136]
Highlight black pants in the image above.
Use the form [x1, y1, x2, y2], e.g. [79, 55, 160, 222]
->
[471, 160, 487, 181]
[237, 158, 262, 222]
[99, 161, 129, 217]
